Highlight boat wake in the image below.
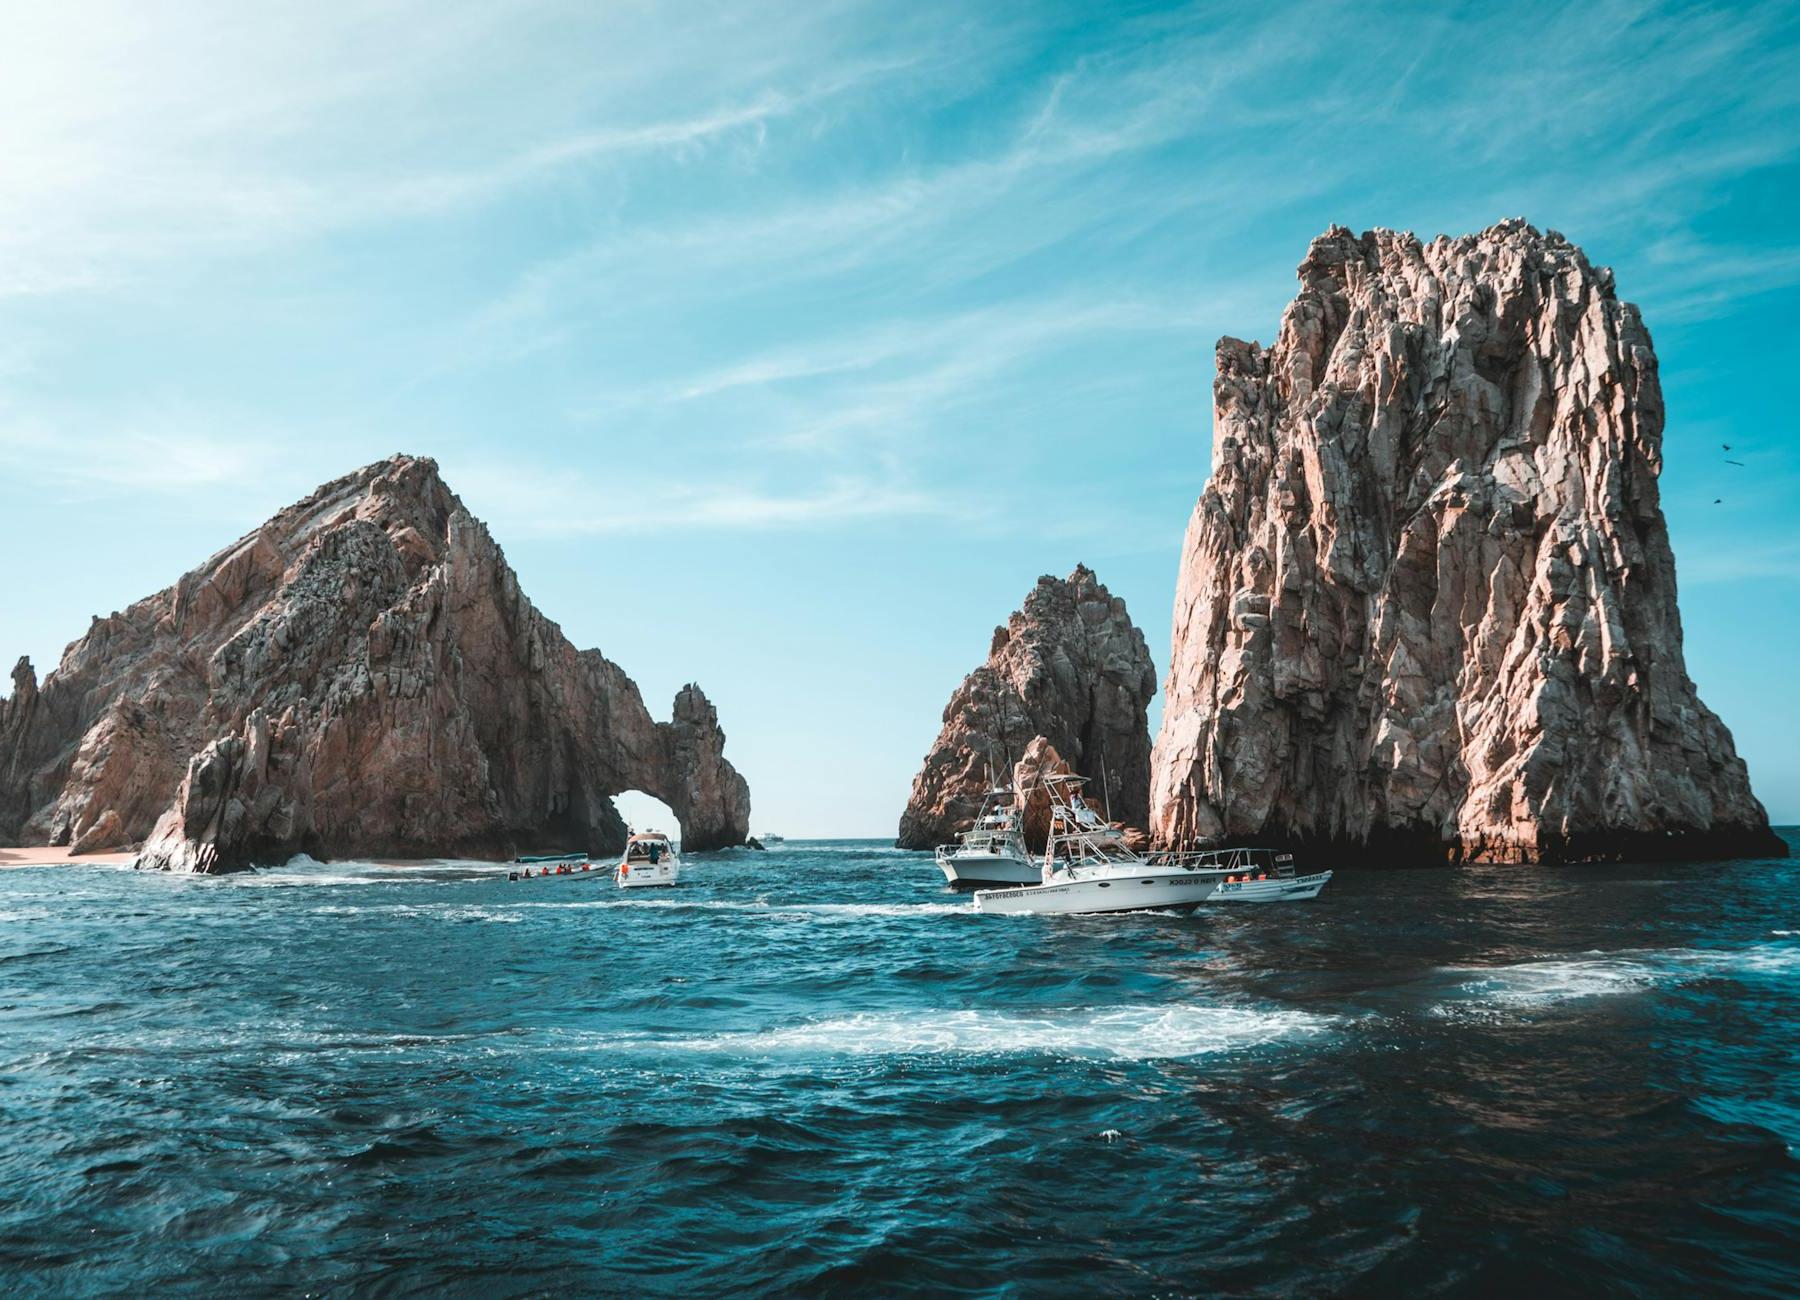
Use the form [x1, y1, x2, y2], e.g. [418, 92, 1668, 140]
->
[583, 1004, 1335, 1062]
[522, 898, 969, 918]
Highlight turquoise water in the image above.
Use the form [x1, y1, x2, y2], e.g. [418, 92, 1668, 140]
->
[2, 837, 1797, 1295]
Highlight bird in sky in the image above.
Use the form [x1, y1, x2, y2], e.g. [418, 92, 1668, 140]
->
[1723, 443, 1733, 450]
[1725, 459, 1745, 466]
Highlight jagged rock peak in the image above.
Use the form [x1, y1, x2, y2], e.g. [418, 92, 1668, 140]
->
[1150, 221, 1783, 864]
[0, 453, 751, 870]
[897, 565, 1155, 850]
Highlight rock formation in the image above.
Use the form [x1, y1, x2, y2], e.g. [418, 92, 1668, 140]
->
[0, 455, 750, 870]
[1010, 736, 1072, 853]
[1151, 220, 1784, 863]
[897, 565, 1155, 850]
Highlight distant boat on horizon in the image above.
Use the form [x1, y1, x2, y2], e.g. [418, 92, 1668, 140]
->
[757, 832, 786, 844]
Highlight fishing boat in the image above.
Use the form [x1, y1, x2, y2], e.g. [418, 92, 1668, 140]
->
[973, 776, 1220, 915]
[935, 787, 1039, 887]
[617, 830, 679, 888]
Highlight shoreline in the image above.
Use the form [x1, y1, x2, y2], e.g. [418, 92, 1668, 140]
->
[0, 847, 455, 870]
[1, 846, 136, 867]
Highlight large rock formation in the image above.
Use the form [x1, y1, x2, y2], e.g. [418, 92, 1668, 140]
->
[897, 565, 1155, 850]
[1151, 220, 1783, 863]
[0, 455, 750, 870]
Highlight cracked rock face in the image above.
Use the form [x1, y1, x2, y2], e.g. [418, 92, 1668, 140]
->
[897, 565, 1155, 849]
[0, 455, 750, 870]
[1150, 220, 1783, 863]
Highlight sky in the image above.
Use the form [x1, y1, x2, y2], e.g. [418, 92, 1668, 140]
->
[1, 0, 1797, 836]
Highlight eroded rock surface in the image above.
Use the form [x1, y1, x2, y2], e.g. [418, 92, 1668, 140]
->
[1151, 220, 1783, 863]
[897, 566, 1155, 849]
[0, 455, 750, 870]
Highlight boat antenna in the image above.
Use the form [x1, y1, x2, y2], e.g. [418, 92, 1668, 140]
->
[1100, 738, 1113, 823]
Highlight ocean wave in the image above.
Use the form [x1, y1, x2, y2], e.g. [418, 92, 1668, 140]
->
[581, 1004, 1333, 1061]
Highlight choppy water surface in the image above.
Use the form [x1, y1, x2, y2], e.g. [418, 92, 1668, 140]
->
[2, 836, 1797, 1296]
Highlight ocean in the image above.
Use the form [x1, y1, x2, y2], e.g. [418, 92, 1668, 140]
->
[2, 835, 1796, 1296]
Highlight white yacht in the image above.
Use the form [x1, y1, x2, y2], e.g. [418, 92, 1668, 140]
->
[616, 830, 679, 888]
[973, 776, 1222, 915]
[935, 787, 1039, 887]
[758, 832, 786, 845]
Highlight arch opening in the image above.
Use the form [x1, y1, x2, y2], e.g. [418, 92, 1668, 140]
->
[612, 790, 682, 847]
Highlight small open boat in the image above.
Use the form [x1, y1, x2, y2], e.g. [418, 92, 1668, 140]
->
[1192, 849, 1332, 902]
[508, 852, 600, 881]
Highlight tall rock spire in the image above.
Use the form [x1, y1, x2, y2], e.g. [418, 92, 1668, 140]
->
[1151, 221, 1782, 863]
[898, 565, 1155, 850]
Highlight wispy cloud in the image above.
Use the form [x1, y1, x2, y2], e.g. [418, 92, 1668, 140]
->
[0, 3, 933, 295]
[0, 417, 279, 498]
[455, 458, 954, 539]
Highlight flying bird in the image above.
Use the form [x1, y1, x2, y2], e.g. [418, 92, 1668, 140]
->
[1723, 443, 1732, 450]
[1714, 498, 1723, 504]
[1725, 459, 1745, 466]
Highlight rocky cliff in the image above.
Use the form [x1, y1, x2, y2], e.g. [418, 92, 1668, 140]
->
[0, 455, 750, 870]
[897, 565, 1155, 850]
[1151, 220, 1783, 863]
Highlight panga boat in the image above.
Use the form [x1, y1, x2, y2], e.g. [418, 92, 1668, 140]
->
[617, 830, 679, 888]
[973, 776, 1220, 916]
[935, 787, 1039, 888]
[509, 852, 598, 881]
[1198, 849, 1332, 902]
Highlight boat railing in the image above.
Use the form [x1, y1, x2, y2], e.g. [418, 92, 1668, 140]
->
[1145, 846, 1295, 876]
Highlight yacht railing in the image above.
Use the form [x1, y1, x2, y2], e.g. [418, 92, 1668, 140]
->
[1144, 846, 1296, 877]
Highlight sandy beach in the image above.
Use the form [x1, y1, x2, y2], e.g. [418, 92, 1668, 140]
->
[0, 847, 508, 870]
[0, 846, 136, 867]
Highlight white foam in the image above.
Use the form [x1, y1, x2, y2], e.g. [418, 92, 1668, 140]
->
[309, 902, 523, 922]
[588, 1004, 1334, 1061]
[231, 858, 516, 887]
[1686, 943, 1800, 976]
[1442, 955, 1663, 1008]
[1437, 942, 1800, 1013]
[515, 898, 967, 918]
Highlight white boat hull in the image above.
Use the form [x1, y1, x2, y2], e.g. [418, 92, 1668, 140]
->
[616, 859, 680, 888]
[1207, 870, 1332, 902]
[973, 870, 1218, 915]
[938, 851, 1040, 888]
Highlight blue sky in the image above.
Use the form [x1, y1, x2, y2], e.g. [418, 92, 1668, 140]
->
[2, 0, 1796, 835]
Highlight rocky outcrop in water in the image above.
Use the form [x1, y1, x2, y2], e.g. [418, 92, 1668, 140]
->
[0, 455, 750, 870]
[1151, 220, 1783, 863]
[897, 565, 1155, 850]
